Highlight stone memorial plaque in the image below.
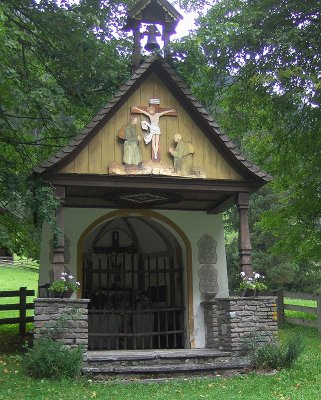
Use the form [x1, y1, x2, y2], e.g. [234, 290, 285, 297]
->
[197, 234, 217, 264]
[198, 264, 219, 295]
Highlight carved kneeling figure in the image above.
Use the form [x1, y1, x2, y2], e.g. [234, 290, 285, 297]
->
[168, 133, 194, 176]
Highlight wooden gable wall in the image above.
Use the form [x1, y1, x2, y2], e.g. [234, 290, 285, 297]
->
[59, 73, 244, 181]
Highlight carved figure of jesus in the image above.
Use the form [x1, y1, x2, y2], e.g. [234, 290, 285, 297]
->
[131, 105, 176, 160]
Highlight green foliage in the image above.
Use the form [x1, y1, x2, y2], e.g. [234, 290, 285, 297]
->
[22, 337, 83, 379]
[174, 0, 321, 267]
[0, 0, 132, 258]
[224, 187, 321, 292]
[22, 299, 84, 379]
[249, 334, 304, 370]
[239, 271, 267, 291]
[1, 0, 320, 282]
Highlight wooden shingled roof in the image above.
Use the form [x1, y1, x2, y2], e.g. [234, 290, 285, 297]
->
[33, 55, 271, 186]
[127, 0, 183, 22]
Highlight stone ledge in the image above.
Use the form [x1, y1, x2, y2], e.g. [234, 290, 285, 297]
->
[202, 296, 276, 304]
[35, 298, 90, 304]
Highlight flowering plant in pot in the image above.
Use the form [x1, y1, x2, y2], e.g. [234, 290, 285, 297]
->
[49, 272, 80, 298]
[239, 271, 267, 296]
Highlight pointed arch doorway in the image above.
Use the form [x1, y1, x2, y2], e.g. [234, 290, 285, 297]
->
[78, 210, 192, 351]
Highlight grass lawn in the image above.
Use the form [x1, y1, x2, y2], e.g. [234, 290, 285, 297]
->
[0, 266, 320, 399]
[0, 324, 320, 400]
[0, 264, 38, 292]
[0, 265, 38, 320]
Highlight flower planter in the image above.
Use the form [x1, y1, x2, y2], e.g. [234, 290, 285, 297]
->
[51, 290, 74, 299]
[48, 271, 80, 299]
[242, 288, 259, 297]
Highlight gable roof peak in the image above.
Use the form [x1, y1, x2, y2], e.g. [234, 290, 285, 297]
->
[33, 55, 271, 185]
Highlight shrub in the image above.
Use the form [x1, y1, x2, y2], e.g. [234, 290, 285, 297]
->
[250, 335, 304, 369]
[23, 337, 83, 379]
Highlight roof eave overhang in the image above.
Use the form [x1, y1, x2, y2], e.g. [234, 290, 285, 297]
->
[38, 172, 264, 192]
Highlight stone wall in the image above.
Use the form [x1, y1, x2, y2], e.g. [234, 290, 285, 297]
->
[203, 297, 278, 354]
[34, 298, 90, 349]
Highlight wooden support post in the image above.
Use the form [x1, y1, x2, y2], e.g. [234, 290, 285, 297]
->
[317, 294, 321, 333]
[52, 186, 65, 281]
[19, 287, 27, 335]
[235, 192, 253, 276]
[163, 24, 171, 59]
[276, 289, 285, 327]
[132, 23, 142, 73]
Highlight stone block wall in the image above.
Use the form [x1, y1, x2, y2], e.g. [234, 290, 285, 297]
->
[203, 297, 278, 354]
[34, 298, 90, 349]
[203, 301, 219, 348]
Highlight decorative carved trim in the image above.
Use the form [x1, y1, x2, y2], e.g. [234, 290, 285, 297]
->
[49, 235, 70, 264]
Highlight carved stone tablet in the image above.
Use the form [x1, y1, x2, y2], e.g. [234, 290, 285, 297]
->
[198, 265, 219, 295]
[197, 234, 217, 264]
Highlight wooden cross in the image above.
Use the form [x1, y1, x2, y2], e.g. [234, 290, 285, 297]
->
[130, 102, 177, 161]
[131, 105, 177, 117]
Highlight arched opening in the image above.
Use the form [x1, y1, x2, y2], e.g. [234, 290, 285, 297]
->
[78, 211, 192, 351]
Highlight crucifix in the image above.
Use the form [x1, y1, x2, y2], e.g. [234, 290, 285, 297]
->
[131, 100, 177, 161]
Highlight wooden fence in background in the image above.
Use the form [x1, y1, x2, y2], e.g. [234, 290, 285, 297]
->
[0, 257, 38, 270]
[0, 287, 35, 334]
[276, 290, 321, 333]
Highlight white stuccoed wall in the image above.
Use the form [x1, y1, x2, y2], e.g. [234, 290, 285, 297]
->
[39, 208, 229, 348]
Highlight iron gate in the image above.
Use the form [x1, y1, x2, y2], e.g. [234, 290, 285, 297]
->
[83, 247, 185, 350]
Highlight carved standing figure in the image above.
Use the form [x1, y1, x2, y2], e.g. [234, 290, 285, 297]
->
[132, 105, 176, 160]
[123, 116, 142, 169]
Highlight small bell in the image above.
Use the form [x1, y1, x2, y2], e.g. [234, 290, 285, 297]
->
[144, 25, 160, 52]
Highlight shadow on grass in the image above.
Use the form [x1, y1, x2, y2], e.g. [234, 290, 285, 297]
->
[0, 324, 33, 354]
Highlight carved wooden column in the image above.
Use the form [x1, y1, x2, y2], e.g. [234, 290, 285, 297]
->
[52, 186, 65, 281]
[236, 192, 253, 276]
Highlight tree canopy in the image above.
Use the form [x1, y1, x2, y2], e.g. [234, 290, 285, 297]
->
[0, 0, 132, 257]
[174, 0, 321, 266]
[0, 0, 320, 290]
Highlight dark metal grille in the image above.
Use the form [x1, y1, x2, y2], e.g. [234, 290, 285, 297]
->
[84, 251, 184, 350]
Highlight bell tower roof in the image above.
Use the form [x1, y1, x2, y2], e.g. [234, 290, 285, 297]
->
[124, 0, 183, 33]
[124, 0, 183, 71]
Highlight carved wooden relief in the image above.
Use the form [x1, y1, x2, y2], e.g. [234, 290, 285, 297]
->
[59, 73, 243, 180]
[109, 98, 206, 178]
[131, 100, 177, 162]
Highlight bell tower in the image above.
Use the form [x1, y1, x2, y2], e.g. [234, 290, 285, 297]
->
[123, 0, 183, 72]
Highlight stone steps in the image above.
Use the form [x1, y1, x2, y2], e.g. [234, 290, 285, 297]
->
[82, 349, 250, 380]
